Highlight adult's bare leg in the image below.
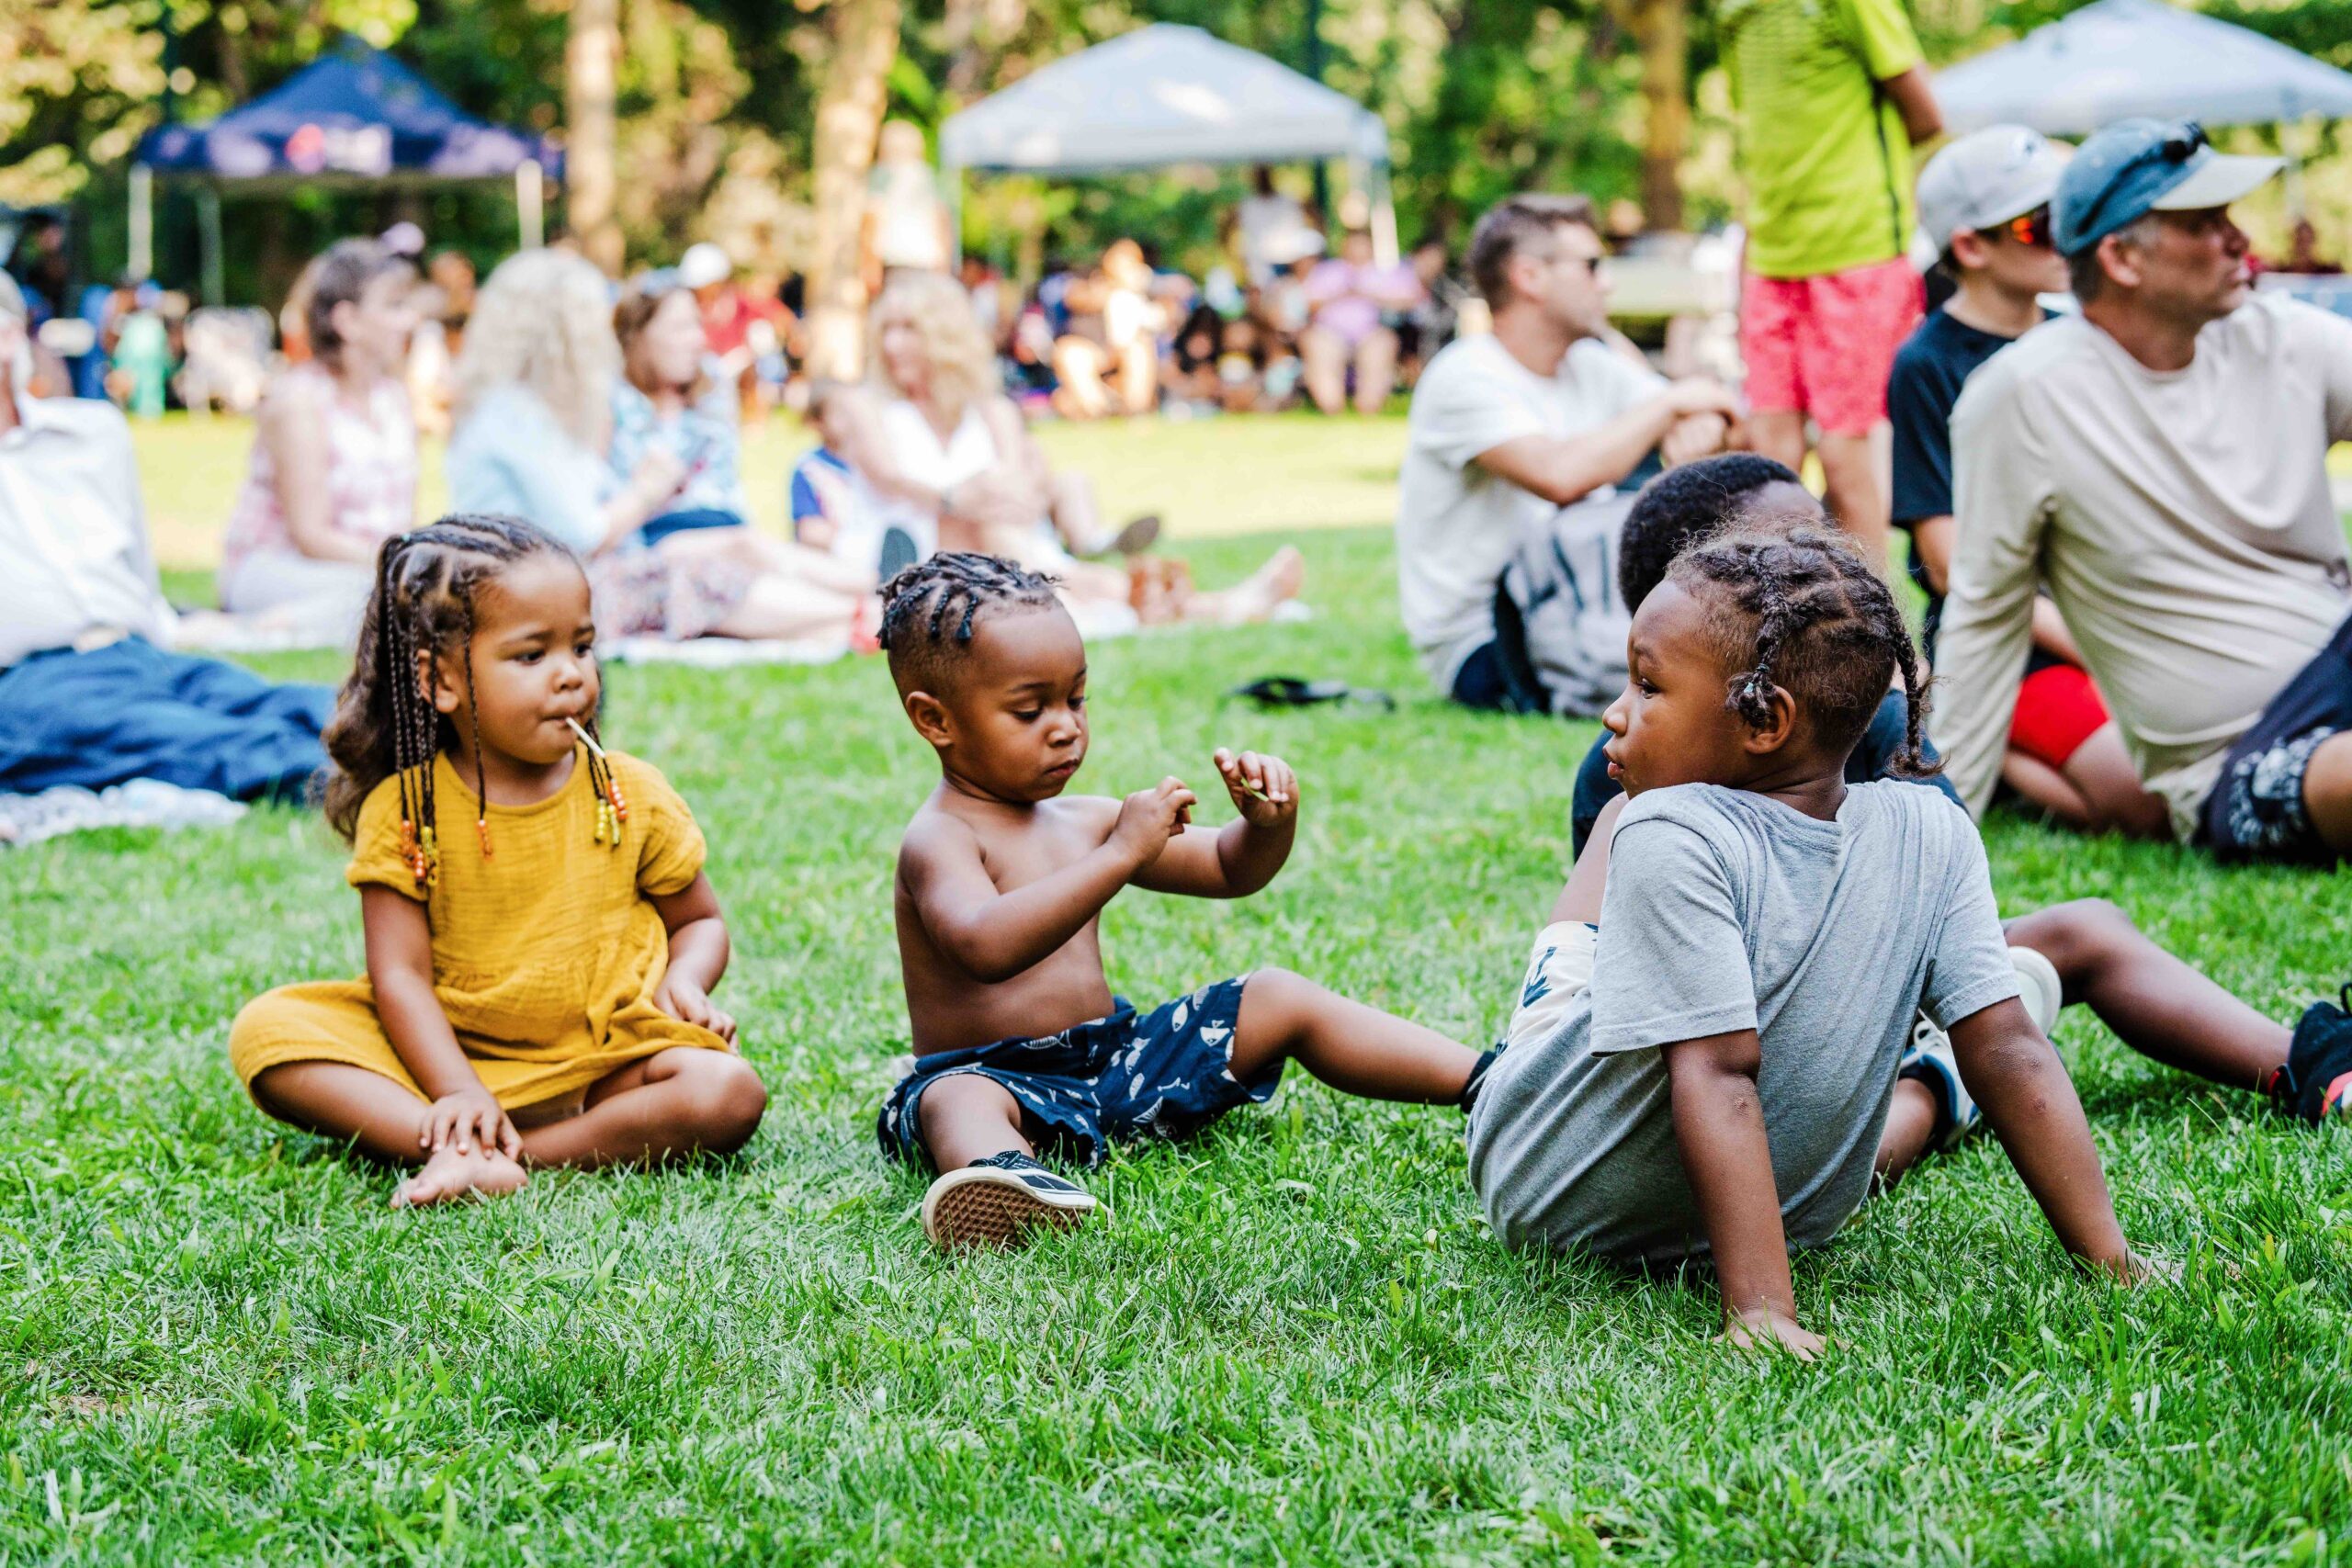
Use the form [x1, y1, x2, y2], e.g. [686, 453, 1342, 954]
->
[2062, 724, 2172, 839]
[707, 573, 866, 641]
[2300, 731, 2352, 856]
[2003, 750, 2097, 830]
[1351, 330, 1399, 414]
[1299, 326, 1349, 416]
[1816, 425, 1890, 574]
[1746, 409, 1807, 474]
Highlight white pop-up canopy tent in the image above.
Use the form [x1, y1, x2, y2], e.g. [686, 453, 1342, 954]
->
[1935, 0, 2352, 136]
[939, 24, 1398, 260]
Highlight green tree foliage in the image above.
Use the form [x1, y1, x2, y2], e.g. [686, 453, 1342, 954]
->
[11, 0, 2352, 300]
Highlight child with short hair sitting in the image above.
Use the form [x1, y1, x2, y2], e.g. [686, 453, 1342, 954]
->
[875, 552, 1488, 1249]
[1468, 525, 2156, 1358]
[1570, 457, 2352, 1161]
[229, 515, 767, 1208]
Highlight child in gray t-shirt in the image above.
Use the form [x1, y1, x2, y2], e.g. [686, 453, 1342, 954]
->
[1466, 525, 2154, 1359]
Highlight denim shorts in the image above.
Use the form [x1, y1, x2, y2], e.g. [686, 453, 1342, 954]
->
[876, 978, 1277, 1169]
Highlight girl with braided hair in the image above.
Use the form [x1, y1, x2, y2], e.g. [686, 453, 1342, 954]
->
[1468, 525, 2159, 1359]
[228, 515, 766, 1208]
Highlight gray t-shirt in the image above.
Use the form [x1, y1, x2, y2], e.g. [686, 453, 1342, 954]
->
[1466, 780, 2019, 1263]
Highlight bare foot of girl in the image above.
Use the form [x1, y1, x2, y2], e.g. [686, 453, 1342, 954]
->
[391, 1145, 529, 1209]
[1201, 546, 1306, 625]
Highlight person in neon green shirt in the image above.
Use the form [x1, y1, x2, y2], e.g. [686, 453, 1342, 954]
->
[1722, 0, 1942, 573]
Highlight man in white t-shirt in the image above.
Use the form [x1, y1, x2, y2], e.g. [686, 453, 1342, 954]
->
[1396, 194, 1738, 709]
[1935, 119, 2352, 863]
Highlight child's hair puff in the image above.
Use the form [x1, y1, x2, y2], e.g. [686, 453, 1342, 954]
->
[322, 514, 577, 850]
[876, 551, 1061, 696]
[1667, 525, 1938, 776]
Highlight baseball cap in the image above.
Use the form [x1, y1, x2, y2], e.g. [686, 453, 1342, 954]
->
[2052, 118, 2282, 256]
[677, 242, 733, 289]
[1915, 126, 2068, 261]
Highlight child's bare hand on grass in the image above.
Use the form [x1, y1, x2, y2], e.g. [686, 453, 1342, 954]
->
[1214, 748, 1296, 828]
[1112, 778, 1196, 867]
[1719, 1307, 1826, 1362]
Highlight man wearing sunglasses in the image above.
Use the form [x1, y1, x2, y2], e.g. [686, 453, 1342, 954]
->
[1934, 118, 2352, 863]
[1890, 126, 2167, 840]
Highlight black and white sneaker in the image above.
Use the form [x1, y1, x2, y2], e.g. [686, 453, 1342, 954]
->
[922, 1151, 1100, 1250]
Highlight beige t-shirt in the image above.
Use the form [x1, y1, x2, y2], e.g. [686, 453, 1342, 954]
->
[1935, 295, 2352, 838]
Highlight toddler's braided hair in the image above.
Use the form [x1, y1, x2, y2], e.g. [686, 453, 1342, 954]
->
[1666, 525, 1938, 775]
[322, 515, 588, 889]
[876, 551, 1062, 695]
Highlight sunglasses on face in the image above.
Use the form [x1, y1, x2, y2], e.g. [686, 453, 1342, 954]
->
[1981, 207, 2053, 248]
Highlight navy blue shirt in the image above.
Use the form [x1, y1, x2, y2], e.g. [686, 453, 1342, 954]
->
[1887, 305, 2048, 663]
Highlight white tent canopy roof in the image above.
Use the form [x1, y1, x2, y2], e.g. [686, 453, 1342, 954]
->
[938, 24, 1389, 175]
[1935, 0, 2352, 137]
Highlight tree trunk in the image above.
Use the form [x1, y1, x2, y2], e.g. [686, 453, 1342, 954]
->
[1629, 0, 1687, 233]
[804, 0, 902, 380]
[566, 0, 624, 274]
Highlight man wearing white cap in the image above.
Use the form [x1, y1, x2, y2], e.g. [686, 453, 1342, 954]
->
[1934, 119, 2352, 862]
[1890, 126, 2165, 838]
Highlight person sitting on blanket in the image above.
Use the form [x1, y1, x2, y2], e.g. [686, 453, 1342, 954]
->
[1396, 192, 1738, 713]
[0, 269, 333, 803]
[871, 553, 1489, 1251]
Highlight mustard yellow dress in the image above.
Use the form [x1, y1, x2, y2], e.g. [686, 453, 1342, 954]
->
[229, 747, 729, 1111]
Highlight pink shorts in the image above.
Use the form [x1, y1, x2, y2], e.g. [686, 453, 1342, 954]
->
[1739, 257, 1924, 435]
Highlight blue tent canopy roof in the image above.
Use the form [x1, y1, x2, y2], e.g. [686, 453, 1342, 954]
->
[137, 40, 556, 184]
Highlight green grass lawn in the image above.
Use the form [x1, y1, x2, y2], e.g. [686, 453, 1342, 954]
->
[7, 415, 2349, 1563]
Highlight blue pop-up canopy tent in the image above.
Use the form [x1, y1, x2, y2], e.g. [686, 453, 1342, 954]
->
[130, 40, 559, 299]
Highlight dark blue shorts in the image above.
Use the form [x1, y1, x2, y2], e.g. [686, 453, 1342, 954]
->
[876, 978, 1275, 1170]
[2200, 612, 2352, 862]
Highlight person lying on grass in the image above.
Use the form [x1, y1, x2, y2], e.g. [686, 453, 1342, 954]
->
[873, 552, 1491, 1250]
[230, 514, 767, 1208]
[1465, 525, 2159, 1359]
[1567, 455, 2352, 1158]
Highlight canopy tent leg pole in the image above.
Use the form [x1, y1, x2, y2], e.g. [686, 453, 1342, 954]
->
[1370, 159, 1399, 269]
[129, 164, 154, 282]
[517, 160, 546, 250]
[947, 162, 965, 270]
[198, 186, 224, 308]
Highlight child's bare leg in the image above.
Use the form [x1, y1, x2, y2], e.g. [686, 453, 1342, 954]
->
[517, 1048, 768, 1169]
[917, 1072, 1033, 1169]
[2005, 899, 2290, 1092]
[1873, 1080, 1939, 1186]
[248, 1062, 526, 1207]
[1228, 967, 1479, 1102]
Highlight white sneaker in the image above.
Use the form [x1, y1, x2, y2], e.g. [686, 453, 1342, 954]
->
[1900, 946, 2073, 1153]
[921, 1152, 1099, 1251]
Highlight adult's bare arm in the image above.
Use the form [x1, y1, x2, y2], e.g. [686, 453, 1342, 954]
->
[1881, 65, 1943, 145]
[261, 377, 376, 564]
[1476, 379, 1737, 507]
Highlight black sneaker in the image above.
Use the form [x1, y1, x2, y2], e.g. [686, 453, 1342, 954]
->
[2278, 984, 2352, 1123]
[922, 1151, 1099, 1250]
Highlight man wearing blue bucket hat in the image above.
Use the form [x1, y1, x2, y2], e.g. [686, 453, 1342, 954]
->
[1931, 118, 2352, 863]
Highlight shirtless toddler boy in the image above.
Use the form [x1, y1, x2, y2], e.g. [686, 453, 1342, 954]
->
[875, 553, 1489, 1248]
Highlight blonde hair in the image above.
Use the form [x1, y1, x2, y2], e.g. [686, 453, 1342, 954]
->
[454, 250, 618, 451]
[868, 272, 993, 429]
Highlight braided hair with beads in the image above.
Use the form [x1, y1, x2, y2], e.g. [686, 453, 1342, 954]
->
[1664, 525, 1939, 776]
[876, 552, 1063, 696]
[322, 514, 628, 899]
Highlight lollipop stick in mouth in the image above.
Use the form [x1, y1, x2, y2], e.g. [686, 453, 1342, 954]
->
[565, 716, 608, 757]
